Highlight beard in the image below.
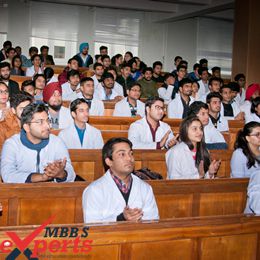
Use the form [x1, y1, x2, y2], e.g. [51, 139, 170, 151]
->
[48, 104, 62, 111]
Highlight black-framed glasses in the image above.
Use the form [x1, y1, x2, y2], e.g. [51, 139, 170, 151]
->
[249, 132, 260, 138]
[29, 118, 52, 125]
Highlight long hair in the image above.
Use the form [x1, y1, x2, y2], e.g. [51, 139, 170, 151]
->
[234, 121, 260, 169]
[179, 116, 211, 173]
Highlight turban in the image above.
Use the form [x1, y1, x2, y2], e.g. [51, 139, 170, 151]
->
[43, 82, 62, 103]
[79, 42, 89, 53]
[245, 83, 260, 101]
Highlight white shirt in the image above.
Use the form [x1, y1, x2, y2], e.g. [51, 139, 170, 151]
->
[49, 106, 73, 129]
[158, 85, 174, 104]
[197, 80, 209, 98]
[204, 124, 226, 144]
[94, 83, 121, 101]
[220, 101, 241, 120]
[61, 82, 80, 101]
[235, 88, 246, 106]
[113, 97, 145, 117]
[245, 112, 260, 124]
[208, 113, 229, 132]
[91, 74, 100, 88]
[1, 133, 75, 183]
[82, 171, 159, 223]
[25, 66, 43, 77]
[167, 94, 194, 119]
[128, 117, 174, 149]
[58, 123, 104, 149]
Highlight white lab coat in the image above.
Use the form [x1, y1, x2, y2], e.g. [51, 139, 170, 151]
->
[158, 85, 174, 104]
[245, 112, 260, 124]
[235, 88, 246, 106]
[82, 171, 159, 223]
[244, 170, 260, 214]
[25, 66, 43, 77]
[166, 142, 201, 179]
[208, 113, 229, 132]
[61, 82, 80, 101]
[128, 117, 174, 149]
[113, 97, 145, 117]
[76, 93, 104, 116]
[91, 74, 100, 88]
[1, 133, 75, 183]
[197, 80, 209, 98]
[58, 123, 104, 149]
[94, 83, 121, 100]
[167, 94, 194, 119]
[50, 106, 73, 129]
[220, 101, 241, 120]
[204, 124, 226, 144]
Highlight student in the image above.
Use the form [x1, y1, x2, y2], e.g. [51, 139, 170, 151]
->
[138, 67, 158, 98]
[23, 46, 38, 68]
[188, 101, 227, 149]
[33, 74, 46, 101]
[167, 78, 194, 119]
[158, 73, 175, 104]
[113, 83, 145, 117]
[211, 66, 221, 78]
[152, 61, 164, 83]
[129, 58, 142, 81]
[220, 84, 244, 120]
[128, 97, 177, 149]
[245, 97, 260, 123]
[106, 66, 124, 97]
[191, 81, 200, 100]
[1, 47, 16, 66]
[197, 67, 209, 98]
[0, 82, 10, 120]
[77, 77, 104, 116]
[234, 73, 246, 105]
[73, 42, 93, 68]
[61, 69, 81, 101]
[99, 45, 108, 56]
[231, 122, 260, 178]
[10, 55, 25, 76]
[101, 55, 111, 69]
[43, 82, 73, 129]
[171, 56, 182, 76]
[44, 67, 58, 84]
[206, 92, 229, 132]
[188, 63, 200, 81]
[1, 103, 75, 183]
[111, 54, 123, 75]
[25, 54, 43, 77]
[91, 62, 104, 88]
[39, 45, 55, 65]
[166, 116, 220, 179]
[173, 64, 187, 92]
[59, 99, 103, 149]
[0, 62, 20, 98]
[199, 77, 222, 103]
[124, 51, 133, 63]
[82, 137, 159, 223]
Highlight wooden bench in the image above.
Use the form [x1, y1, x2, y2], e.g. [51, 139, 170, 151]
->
[0, 214, 258, 259]
[0, 178, 248, 226]
[10, 75, 31, 88]
[68, 149, 233, 181]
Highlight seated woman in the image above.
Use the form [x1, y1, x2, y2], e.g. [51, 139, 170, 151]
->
[158, 73, 175, 104]
[231, 121, 260, 178]
[245, 97, 260, 123]
[10, 55, 25, 76]
[166, 116, 221, 179]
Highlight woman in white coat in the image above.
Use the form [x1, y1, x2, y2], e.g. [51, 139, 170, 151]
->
[58, 98, 103, 149]
[113, 83, 145, 117]
[166, 116, 221, 179]
[231, 121, 260, 178]
[245, 97, 260, 124]
[157, 73, 175, 104]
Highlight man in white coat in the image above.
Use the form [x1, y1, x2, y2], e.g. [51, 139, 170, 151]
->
[82, 137, 159, 223]
[91, 62, 104, 88]
[1, 103, 75, 183]
[167, 78, 194, 119]
[77, 77, 104, 116]
[188, 101, 228, 150]
[113, 83, 145, 117]
[42, 82, 73, 129]
[59, 98, 103, 149]
[128, 97, 177, 149]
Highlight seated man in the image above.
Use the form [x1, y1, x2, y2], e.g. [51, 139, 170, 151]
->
[113, 83, 145, 117]
[77, 77, 104, 116]
[1, 103, 75, 183]
[138, 67, 158, 98]
[206, 92, 229, 132]
[59, 98, 103, 149]
[188, 101, 227, 150]
[152, 61, 164, 83]
[0, 82, 10, 120]
[199, 77, 222, 103]
[43, 82, 73, 129]
[167, 78, 194, 119]
[91, 62, 104, 88]
[128, 97, 177, 149]
[82, 137, 159, 223]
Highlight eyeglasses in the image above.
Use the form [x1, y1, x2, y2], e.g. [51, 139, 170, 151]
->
[0, 90, 9, 95]
[154, 105, 165, 112]
[249, 133, 260, 138]
[29, 118, 52, 125]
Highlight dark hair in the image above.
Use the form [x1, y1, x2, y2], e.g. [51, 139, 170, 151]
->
[100, 46, 108, 51]
[33, 74, 45, 85]
[80, 77, 94, 86]
[21, 103, 48, 128]
[212, 66, 221, 72]
[29, 46, 38, 55]
[193, 63, 200, 71]
[192, 80, 200, 89]
[6, 47, 16, 54]
[31, 54, 41, 62]
[11, 55, 22, 69]
[153, 61, 163, 69]
[198, 67, 208, 76]
[10, 92, 34, 109]
[206, 92, 223, 104]
[93, 62, 103, 70]
[44, 67, 54, 81]
[164, 73, 175, 82]
[179, 78, 192, 88]
[179, 116, 210, 172]
[121, 63, 131, 69]
[40, 45, 49, 52]
[111, 54, 123, 65]
[101, 55, 110, 62]
[3, 41, 12, 48]
[127, 82, 142, 91]
[174, 56, 182, 62]
[251, 97, 260, 114]
[95, 54, 101, 61]
[234, 121, 260, 169]
[234, 73, 245, 82]
[0, 81, 8, 89]
[21, 80, 35, 91]
[228, 81, 240, 92]
[67, 69, 80, 80]
[188, 101, 208, 117]
[143, 67, 153, 74]
[177, 64, 187, 72]
[179, 60, 188, 67]
[125, 51, 133, 58]
[68, 57, 78, 64]
[220, 84, 232, 93]
[209, 77, 221, 87]
[106, 66, 117, 74]
[199, 58, 208, 66]
[101, 72, 114, 81]
[70, 98, 88, 113]
[102, 137, 133, 171]
[145, 96, 164, 111]
[0, 62, 11, 70]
